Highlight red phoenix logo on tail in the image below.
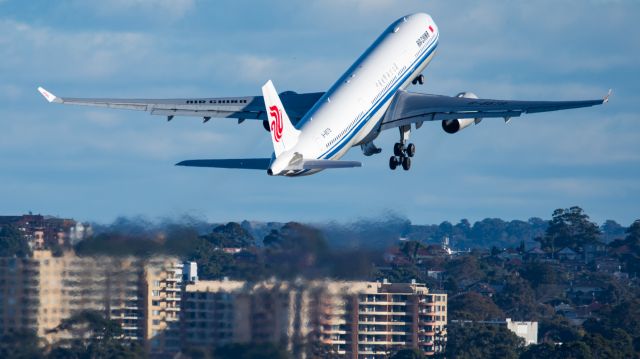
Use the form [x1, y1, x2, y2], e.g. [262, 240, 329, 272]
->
[269, 105, 284, 142]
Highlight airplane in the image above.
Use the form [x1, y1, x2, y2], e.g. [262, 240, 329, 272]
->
[38, 12, 610, 177]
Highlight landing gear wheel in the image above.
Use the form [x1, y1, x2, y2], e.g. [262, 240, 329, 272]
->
[393, 143, 405, 157]
[412, 74, 425, 85]
[389, 156, 398, 170]
[402, 156, 411, 171]
[406, 143, 416, 157]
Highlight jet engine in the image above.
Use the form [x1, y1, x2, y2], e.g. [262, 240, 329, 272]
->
[441, 92, 482, 134]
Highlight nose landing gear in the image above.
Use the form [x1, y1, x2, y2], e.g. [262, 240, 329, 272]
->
[388, 125, 415, 171]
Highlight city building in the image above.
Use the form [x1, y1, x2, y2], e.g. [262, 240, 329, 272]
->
[319, 280, 447, 358]
[182, 279, 447, 358]
[183, 279, 315, 357]
[1, 246, 447, 358]
[144, 258, 185, 356]
[0, 250, 185, 357]
[0, 214, 91, 250]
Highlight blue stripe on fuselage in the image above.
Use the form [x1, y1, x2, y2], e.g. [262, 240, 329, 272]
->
[319, 36, 438, 160]
[290, 36, 439, 177]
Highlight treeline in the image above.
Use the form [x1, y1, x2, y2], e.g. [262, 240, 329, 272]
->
[74, 222, 383, 282]
[409, 211, 628, 249]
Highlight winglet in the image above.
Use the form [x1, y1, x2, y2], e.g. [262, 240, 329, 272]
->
[37, 87, 62, 103]
[603, 89, 613, 104]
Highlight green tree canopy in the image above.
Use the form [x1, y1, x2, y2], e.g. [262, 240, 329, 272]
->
[0, 225, 31, 257]
[214, 343, 291, 359]
[446, 323, 524, 359]
[47, 310, 144, 359]
[389, 348, 424, 359]
[539, 206, 601, 252]
[0, 329, 43, 359]
[448, 292, 504, 321]
[202, 222, 254, 248]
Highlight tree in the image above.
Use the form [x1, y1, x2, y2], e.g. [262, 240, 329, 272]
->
[538, 316, 580, 344]
[539, 207, 601, 253]
[400, 241, 425, 262]
[495, 276, 551, 320]
[444, 255, 485, 283]
[470, 218, 509, 248]
[0, 225, 31, 257]
[600, 220, 626, 242]
[191, 238, 236, 279]
[583, 298, 640, 339]
[521, 341, 593, 359]
[446, 323, 524, 359]
[448, 292, 504, 321]
[0, 329, 43, 359]
[389, 348, 424, 359]
[202, 222, 254, 248]
[214, 343, 291, 359]
[626, 219, 640, 241]
[608, 219, 640, 276]
[47, 310, 144, 358]
[520, 262, 559, 288]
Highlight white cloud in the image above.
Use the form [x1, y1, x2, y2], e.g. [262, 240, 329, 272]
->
[74, 0, 195, 19]
[0, 20, 152, 81]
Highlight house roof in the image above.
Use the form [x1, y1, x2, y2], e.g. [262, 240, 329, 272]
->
[557, 247, 577, 255]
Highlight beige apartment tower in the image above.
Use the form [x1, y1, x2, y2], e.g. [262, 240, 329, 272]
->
[182, 279, 447, 358]
[0, 250, 185, 357]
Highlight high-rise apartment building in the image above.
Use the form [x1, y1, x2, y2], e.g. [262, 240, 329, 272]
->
[316, 280, 447, 358]
[144, 258, 184, 356]
[0, 250, 185, 356]
[182, 279, 447, 358]
[1, 250, 446, 358]
[182, 279, 314, 358]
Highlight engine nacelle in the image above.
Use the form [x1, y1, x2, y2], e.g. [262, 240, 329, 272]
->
[441, 92, 482, 134]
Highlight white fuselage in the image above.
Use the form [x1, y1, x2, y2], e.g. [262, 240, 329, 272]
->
[275, 13, 439, 176]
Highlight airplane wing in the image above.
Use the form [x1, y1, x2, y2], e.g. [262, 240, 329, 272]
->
[37, 87, 323, 123]
[379, 89, 611, 131]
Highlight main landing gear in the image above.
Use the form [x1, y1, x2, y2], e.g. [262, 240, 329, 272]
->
[389, 125, 415, 171]
[412, 74, 424, 85]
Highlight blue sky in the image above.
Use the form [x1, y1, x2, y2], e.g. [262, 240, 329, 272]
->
[0, 0, 638, 226]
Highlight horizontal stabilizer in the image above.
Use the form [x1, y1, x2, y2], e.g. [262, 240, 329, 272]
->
[176, 158, 271, 170]
[299, 160, 361, 170]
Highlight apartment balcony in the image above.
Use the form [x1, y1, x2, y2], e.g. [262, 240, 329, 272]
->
[360, 300, 393, 305]
[359, 311, 404, 316]
[358, 321, 409, 326]
[358, 330, 408, 335]
[165, 296, 181, 301]
[326, 340, 346, 345]
[358, 350, 393, 356]
[358, 341, 407, 346]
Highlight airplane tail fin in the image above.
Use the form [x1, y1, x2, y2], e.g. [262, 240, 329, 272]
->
[261, 80, 300, 157]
